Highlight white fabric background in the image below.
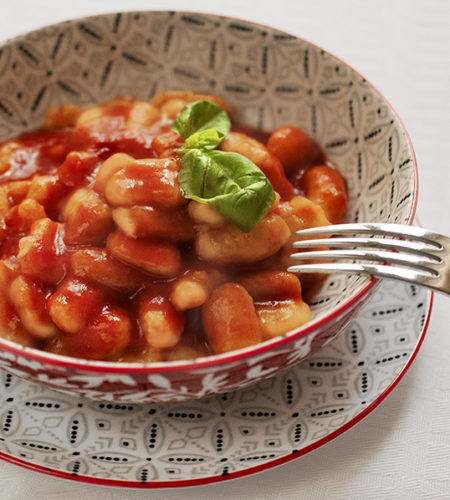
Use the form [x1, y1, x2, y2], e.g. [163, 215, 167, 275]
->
[0, 1, 449, 498]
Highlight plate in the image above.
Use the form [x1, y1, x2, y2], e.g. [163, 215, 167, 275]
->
[0, 280, 432, 488]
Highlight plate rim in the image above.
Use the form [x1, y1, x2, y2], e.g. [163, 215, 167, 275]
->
[0, 286, 434, 489]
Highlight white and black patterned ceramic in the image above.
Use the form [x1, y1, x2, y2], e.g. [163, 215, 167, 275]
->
[0, 12, 418, 402]
[0, 281, 431, 487]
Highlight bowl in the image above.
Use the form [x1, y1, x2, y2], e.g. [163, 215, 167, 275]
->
[0, 11, 417, 403]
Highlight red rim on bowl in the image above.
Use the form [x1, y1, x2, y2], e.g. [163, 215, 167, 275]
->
[0, 11, 418, 374]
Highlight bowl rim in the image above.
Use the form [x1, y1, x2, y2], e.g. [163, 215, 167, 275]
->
[0, 10, 418, 373]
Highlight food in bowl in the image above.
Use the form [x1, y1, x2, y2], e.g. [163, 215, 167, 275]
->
[0, 11, 416, 403]
[0, 90, 348, 362]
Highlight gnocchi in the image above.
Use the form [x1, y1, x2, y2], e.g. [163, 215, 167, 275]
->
[0, 91, 348, 360]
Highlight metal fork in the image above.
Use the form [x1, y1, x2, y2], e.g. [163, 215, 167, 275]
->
[288, 223, 450, 295]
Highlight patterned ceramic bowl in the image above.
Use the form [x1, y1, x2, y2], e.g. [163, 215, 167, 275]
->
[0, 11, 417, 403]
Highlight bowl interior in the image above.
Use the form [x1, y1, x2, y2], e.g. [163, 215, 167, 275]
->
[0, 11, 416, 361]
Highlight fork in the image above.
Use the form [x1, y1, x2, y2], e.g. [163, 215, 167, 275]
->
[288, 223, 450, 295]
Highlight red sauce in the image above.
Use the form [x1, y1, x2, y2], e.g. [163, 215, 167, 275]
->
[0, 95, 348, 361]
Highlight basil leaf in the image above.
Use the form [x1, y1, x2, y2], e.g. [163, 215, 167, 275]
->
[178, 149, 276, 232]
[181, 129, 225, 152]
[172, 100, 277, 232]
[170, 101, 230, 139]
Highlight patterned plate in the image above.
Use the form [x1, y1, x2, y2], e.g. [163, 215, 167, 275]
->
[0, 280, 432, 488]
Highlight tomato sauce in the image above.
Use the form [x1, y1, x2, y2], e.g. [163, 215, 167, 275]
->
[0, 92, 348, 362]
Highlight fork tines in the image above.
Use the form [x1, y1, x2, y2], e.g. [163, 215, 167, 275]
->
[287, 223, 449, 294]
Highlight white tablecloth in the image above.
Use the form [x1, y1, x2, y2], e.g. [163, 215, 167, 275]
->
[1, 1, 449, 498]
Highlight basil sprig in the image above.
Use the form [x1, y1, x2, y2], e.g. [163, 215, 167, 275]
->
[171, 101, 276, 233]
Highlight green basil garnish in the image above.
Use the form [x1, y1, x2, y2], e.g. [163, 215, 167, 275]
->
[172, 101, 276, 233]
[179, 149, 276, 232]
[181, 129, 225, 152]
[170, 100, 230, 139]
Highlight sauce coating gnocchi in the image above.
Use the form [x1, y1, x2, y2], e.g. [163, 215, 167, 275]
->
[0, 91, 348, 361]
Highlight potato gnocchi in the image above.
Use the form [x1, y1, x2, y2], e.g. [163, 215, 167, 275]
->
[0, 91, 348, 361]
